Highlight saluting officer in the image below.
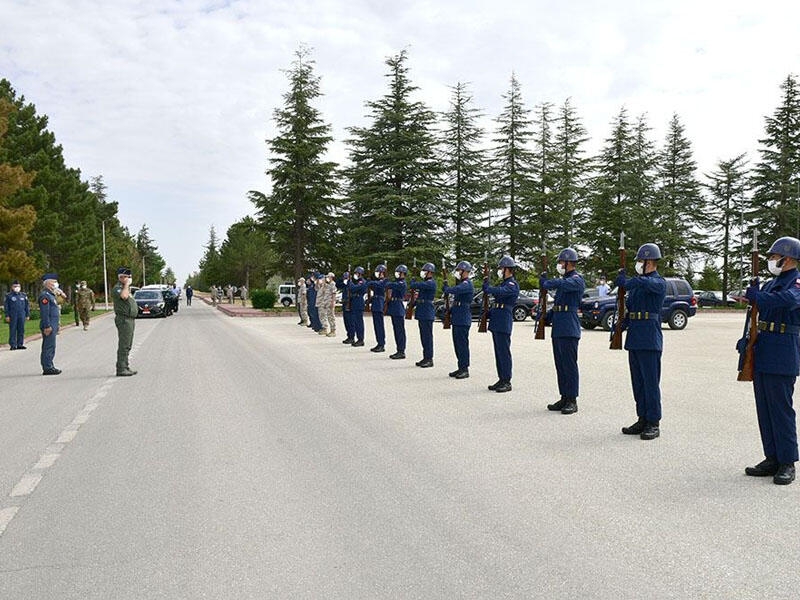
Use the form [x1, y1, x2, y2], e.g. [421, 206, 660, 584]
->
[616, 243, 667, 440]
[443, 261, 474, 379]
[4, 280, 30, 350]
[410, 262, 437, 367]
[367, 265, 388, 352]
[347, 267, 368, 347]
[483, 256, 520, 393]
[307, 273, 322, 331]
[338, 271, 355, 344]
[386, 265, 408, 359]
[540, 247, 586, 414]
[38, 273, 61, 375]
[743, 236, 800, 485]
[113, 267, 138, 376]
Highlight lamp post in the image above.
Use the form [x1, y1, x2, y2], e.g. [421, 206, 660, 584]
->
[142, 256, 146, 287]
[102, 220, 109, 311]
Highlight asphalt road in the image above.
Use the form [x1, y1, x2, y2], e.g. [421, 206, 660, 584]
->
[0, 303, 798, 599]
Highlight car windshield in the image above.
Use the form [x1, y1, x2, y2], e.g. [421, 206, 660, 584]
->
[135, 291, 161, 300]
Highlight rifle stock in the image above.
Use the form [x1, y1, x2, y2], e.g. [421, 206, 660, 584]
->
[610, 233, 626, 350]
[534, 250, 547, 340]
[478, 262, 489, 333]
[442, 263, 451, 329]
[405, 286, 417, 319]
[383, 285, 390, 314]
[738, 230, 760, 382]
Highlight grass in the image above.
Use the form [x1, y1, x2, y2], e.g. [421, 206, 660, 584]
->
[1, 310, 109, 345]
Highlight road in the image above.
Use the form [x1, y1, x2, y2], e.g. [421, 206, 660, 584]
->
[0, 303, 797, 599]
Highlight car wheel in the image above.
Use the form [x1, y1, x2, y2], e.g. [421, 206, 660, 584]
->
[513, 306, 528, 321]
[601, 311, 616, 331]
[668, 310, 688, 330]
[281, 298, 291, 307]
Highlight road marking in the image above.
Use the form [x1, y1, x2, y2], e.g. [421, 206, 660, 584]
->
[33, 453, 60, 470]
[56, 429, 78, 444]
[0, 507, 19, 535]
[10, 474, 42, 497]
[71, 414, 90, 426]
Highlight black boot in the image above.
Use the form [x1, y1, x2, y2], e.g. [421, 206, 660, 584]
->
[415, 359, 425, 366]
[745, 457, 779, 477]
[494, 381, 512, 393]
[561, 398, 578, 414]
[454, 369, 469, 379]
[774, 463, 796, 485]
[418, 359, 433, 368]
[389, 351, 406, 360]
[488, 380, 503, 391]
[370, 345, 385, 353]
[352, 340, 364, 347]
[640, 422, 660, 440]
[342, 337, 354, 344]
[449, 369, 460, 377]
[547, 398, 566, 411]
[622, 418, 646, 435]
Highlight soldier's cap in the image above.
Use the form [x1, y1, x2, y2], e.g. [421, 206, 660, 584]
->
[327, 272, 335, 278]
[117, 267, 132, 276]
[41, 272, 58, 281]
[80, 280, 87, 286]
[11, 279, 19, 285]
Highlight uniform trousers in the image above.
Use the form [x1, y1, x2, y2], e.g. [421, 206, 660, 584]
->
[352, 311, 365, 342]
[309, 305, 321, 330]
[115, 316, 135, 372]
[9, 314, 25, 348]
[628, 350, 662, 423]
[491, 331, 512, 382]
[298, 300, 308, 324]
[552, 337, 579, 399]
[372, 312, 386, 346]
[343, 310, 353, 338]
[452, 325, 470, 370]
[40, 324, 59, 370]
[325, 306, 336, 332]
[78, 307, 91, 325]
[753, 372, 799, 464]
[418, 319, 433, 360]
[390, 315, 406, 352]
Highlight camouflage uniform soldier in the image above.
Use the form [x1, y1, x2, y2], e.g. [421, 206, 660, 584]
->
[75, 280, 95, 330]
[210, 285, 218, 306]
[113, 267, 138, 376]
[315, 273, 329, 335]
[325, 272, 337, 337]
[297, 278, 309, 326]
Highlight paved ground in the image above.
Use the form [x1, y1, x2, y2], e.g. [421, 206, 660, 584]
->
[0, 301, 797, 599]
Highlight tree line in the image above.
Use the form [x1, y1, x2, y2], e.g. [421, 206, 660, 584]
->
[197, 48, 799, 298]
[0, 79, 167, 293]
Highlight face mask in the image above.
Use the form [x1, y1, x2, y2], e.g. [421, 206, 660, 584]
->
[353, 274, 360, 280]
[374, 272, 381, 278]
[419, 271, 427, 279]
[768, 258, 784, 276]
[556, 264, 566, 276]
[453, 270, 461, 279]
[497, 269, 505, 279]
[394, 272, 401, 279]
[634, 261, 644, 275]
[53, 281, 59, 289]
[80, 284, 86, 289]
[12, 286, 20, 292]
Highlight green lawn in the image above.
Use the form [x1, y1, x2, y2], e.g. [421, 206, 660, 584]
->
[1, 310, 109, 345]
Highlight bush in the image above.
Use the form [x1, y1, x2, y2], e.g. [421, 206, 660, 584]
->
[251, 289, 277, 309]
[60, 304, 73, 315]
[29, 309, 40, 320]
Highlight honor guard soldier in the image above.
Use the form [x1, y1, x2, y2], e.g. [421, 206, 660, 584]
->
[75, 280, 95, 330]
[540, 248, 586, 414]
[443, 261, 474, 379]
[347, 267, 368, 347]
[113, 267, 138, 376]
[386, 265, 408, 359]
[410, 262, 437, 367]
[743, 236, 800, 484]
[5, 280, 30, 350]
[616, 243, 667, 440]
[483, 256, 520, 393]
[338, 271, 355, 343]
[367, 265, 388, 352]
[38, 273, 61, 375]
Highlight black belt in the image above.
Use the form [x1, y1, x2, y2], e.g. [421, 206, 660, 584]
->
[758, 320, 800, 334]
[416, 299, 431, 304]
[628, 312, 658, 320]
[390, 298, 401, 302]
[452, 301, 462, 306]
[552, 305, 572, 312]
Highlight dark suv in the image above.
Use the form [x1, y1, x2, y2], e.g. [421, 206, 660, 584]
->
[434, 291, 536, 322]
[580, 277, 697, 331]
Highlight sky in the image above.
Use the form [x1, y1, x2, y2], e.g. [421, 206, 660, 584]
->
[2, 0, 800, 282]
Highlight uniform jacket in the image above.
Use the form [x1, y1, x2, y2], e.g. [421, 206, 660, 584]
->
[112, 283, 138, 319]
[624, 270, 667, 351]
[325, 281, 337, 307]
[410, 278, 436, 321]
[347, 279, 367, 312]
[38, 288, 61, 330]
[297, 282, 307, 306]
[385, 279, 407, 318]
[315, 281, 328, 308]
[336, 279, 350, 310]
[367, 279, 387, 313]
[76, 288, 95, 309]
[306, 282, 317, 307]
[4, 291, 30, 318]
[752, 267, 800, 376]
[443, 278, 474, 328]
[543, 270, 585, 338]
[483, 276, 519, 335]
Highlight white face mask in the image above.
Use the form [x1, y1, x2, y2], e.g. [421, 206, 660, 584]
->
[497, 269, 505, 279]
[353, 274, 360, 280]
[53, 281, 60, 289]
[12, 286, 20, 292]
[556, 264, 566, 276]
[634, 261, 645, 275]
[419, 270, 427, 279]
[394, 272, 401, 279]
[374, 272, 381, 278]
[768, 258, 784, 276]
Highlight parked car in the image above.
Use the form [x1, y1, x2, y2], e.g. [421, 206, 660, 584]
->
[696, 290, 736, 308]
[579, 277, 697, 331]
[134, 289, 168, 318]
[278, 284, 296, 307]
[434, 291, 536, 322]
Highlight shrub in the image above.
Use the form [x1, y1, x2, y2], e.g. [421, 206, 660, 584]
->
[60, 304, 73, 315]
[251, 289, 277, 309]
[29, 309, 40, 320]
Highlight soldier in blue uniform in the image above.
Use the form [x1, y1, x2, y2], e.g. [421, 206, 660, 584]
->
[4, 280, 30, 350]
[347, 267, 368, 347]
[38, 273, 62, 375]
[338, 271, 355, 344]
[616, 243, 667, 440]
[307, 273, 322, 332]
[540, 247, 586, 414]
[483, 256, 520, 393]
[367, 265, 388, 352]
[386, 264, 408, 359]
[410, 262, 437, 367]
[443, 261, 474, 379]
[742, 236, 800, 485]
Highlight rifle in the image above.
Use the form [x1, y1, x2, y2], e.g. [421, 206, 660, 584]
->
[383, 283, 390, 314]
[535, 244, 547, 340]
[365, 261, 372, 313]
[738, 229, 760, 382]
[478, 262, 490, 333]
[405, 285, 417, 319]
[442, 257, 451, 329]
[610, 232, 626, 350]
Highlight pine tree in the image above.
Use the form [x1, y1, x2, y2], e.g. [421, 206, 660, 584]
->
[438, 82, 489, 263]
[250, 47, 339, 280]
[524, 101, 555, 262]
[218, 216, 274, 289]
[342, 50, 442, 268]
[136, 224, 165, 286]
[489, 73, 535, 260]
[705, 154, 750, 296]
[751, 75, 800, 248]
[197, 225, 221, 288]
[628, 114, 660, 247]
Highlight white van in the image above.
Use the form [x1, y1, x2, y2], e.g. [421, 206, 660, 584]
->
[278, 284, 296, 307]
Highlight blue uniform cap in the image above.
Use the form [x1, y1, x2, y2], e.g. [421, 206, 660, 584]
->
[635, 243, 662, 261]
[557, 248, 579, 262]
[421, 262, 435, 273]
[41, 272, 58, 281]
[375, 264, 387, 273]
[117, 267, 132, 275]
[354, 266, 365, 275]
[11, 279, 19, 285]
[768, 236, 800, 260]
[456, 260, 473, 272]
[498, 255, 518, 269]
[395, 264, 408, 274]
